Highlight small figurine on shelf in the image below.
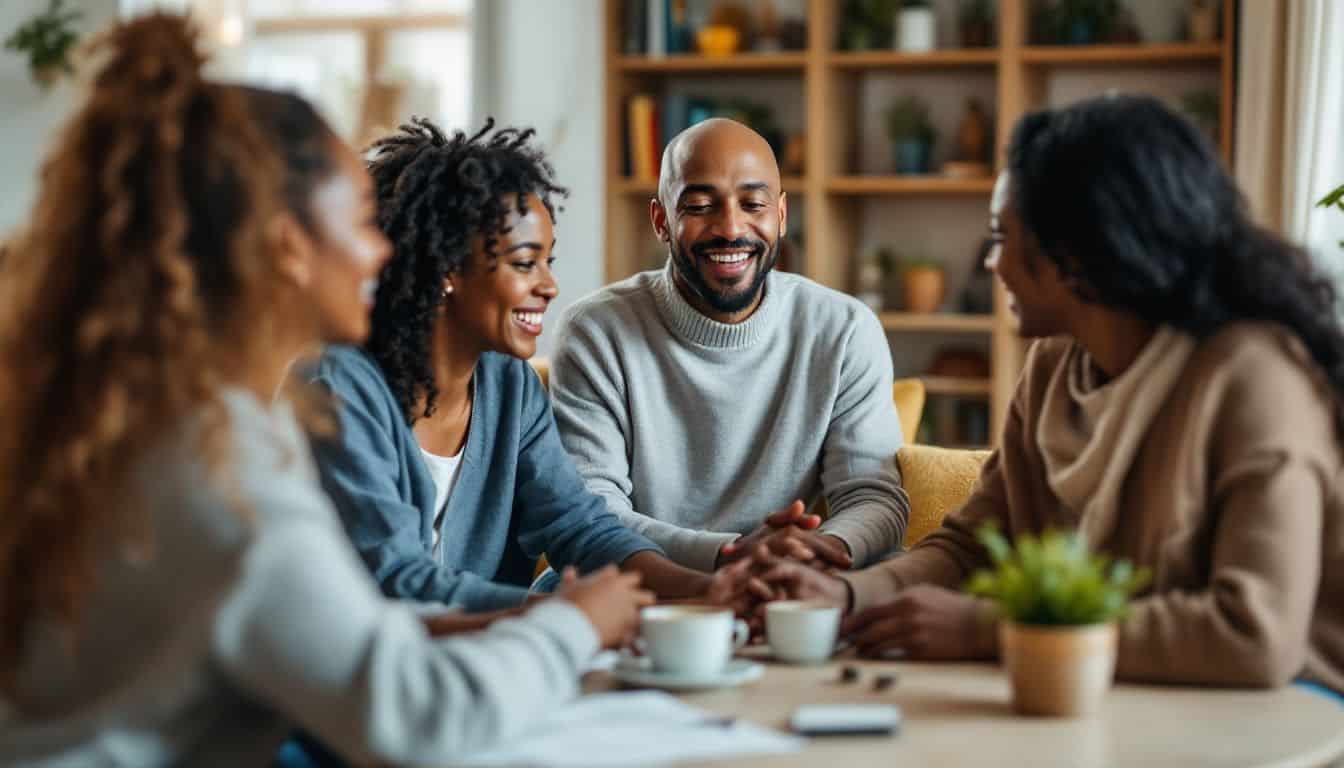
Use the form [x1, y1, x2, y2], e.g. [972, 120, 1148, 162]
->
[885, 94, 936, 175]
[709, 1, 755, 51]
[943, 98, 992, 178]
[755, 0, 782, 52]
[958, 0, 995, 48]
[896, 0, 937, 52]
[780, 15, 808, 50]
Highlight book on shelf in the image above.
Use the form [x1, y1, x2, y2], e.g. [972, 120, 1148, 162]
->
[627, 0, 693, 57]
[627, 94, 660, 182]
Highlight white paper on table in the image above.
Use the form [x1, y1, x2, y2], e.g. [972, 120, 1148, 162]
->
[451, 690, 805, 767]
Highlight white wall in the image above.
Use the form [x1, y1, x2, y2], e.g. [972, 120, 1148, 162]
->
[477, 0, 605, 356]
[0, 0, 121, 238]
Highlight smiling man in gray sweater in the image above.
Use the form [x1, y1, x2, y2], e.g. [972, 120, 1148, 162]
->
[550, 119, 910, 573]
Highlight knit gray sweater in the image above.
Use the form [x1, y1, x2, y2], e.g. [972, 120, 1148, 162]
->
[550, 263, 910, 571]
[0, 391, 597, 767]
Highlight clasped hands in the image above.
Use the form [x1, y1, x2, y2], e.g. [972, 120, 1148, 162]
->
[703, 506, 996, 662]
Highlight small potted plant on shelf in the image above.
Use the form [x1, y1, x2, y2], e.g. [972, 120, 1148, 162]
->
[896, 0, 937, 52]
[885, 94, 936, 175]
[958, 0, 995, 48]
[899, 256, 945, 313]
[4, 0, 83, 91]
[1032, 0, 1120, 45]
[840, 0, 899, 52]
[967, 525, 1149, 717]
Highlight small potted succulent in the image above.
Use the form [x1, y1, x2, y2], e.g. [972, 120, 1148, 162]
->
[4, 0, 84, 91]
[967, 525, 1149, 716]
[958, 0, 995, 48]
[885, 94, 936, 175]
[899, 256, 945, 313]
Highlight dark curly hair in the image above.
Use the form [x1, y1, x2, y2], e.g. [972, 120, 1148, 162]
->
[1009, 94, 1344, 436]
[364, 117, 567, 424]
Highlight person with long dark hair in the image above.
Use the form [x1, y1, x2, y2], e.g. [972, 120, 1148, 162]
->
[308, 118, 729, 613]
[740, 94, 1344, 694]
[0, 15, 652, 766]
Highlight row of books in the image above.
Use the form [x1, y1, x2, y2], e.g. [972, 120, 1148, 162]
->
[623, 0, 695, 57]
[624, 93, 725, 180]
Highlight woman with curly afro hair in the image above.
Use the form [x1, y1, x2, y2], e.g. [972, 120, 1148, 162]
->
[308, 118, 730, 614]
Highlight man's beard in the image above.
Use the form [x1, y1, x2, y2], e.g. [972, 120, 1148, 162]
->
[670, 235, 779, 315]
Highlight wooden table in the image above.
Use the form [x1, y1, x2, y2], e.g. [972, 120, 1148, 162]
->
[584, 649, 1344, 767]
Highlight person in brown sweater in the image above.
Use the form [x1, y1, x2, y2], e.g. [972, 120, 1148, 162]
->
[745, 95, 1344, 694]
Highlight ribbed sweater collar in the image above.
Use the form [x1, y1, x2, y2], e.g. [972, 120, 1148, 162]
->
[651, 260, 779, 349]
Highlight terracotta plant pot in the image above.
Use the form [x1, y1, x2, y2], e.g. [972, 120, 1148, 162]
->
[1000, 622, 1117, 717]
[902, 267, 945, 313]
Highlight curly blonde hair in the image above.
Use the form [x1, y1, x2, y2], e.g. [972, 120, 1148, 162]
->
[0, 14, 299, 687]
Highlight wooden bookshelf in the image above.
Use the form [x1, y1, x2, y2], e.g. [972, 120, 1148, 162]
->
[617, 53, 807, 73]
[830, 49, 999, 70]
[879, 313, 996, 333]
[829, 176, 996, 196]
[604, 0, 1239, 447]
[1021, 42, 1223, 66]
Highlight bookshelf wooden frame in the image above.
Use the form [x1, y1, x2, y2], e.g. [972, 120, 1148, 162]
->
[603, 0, 1239, 446]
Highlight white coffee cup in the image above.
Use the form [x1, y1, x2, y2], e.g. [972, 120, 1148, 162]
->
[639, 605, 749, 677]
[766, 601, 842, 664]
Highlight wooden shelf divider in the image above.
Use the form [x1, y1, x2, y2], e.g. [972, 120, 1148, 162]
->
[880, 312, 996, 333]
[829, 176, 996, 195]
[616, 53, 807, 73]
[829, 49, 999, 70]
[1021, 42, 1223, 66]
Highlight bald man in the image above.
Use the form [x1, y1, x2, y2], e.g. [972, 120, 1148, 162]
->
[549, 119, 910, 573]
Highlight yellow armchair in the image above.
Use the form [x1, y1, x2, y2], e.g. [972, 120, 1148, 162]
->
[896, 444, 991, 547]
[892, 377, 925, 444]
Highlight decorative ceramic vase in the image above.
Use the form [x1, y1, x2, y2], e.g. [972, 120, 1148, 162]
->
[896, 7, 937, 52]
[1000, 622, 1117, 717]
[902, 266, 945, 313]
[893, 139, 931, 174]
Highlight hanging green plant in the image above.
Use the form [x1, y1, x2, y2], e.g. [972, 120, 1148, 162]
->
[4, 0, 84, 91]
[1320, 184, 1344, 250]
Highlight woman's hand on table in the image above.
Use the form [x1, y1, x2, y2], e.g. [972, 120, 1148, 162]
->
[841, 585, 997, 660]
[557, 565, 655, 649]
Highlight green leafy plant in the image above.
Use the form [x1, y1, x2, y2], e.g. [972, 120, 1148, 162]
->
[1320, 184, 1344, 249]
[884, 94, 936, 144]
[4, 0, 83, 90]
[966, 525, 1149, 626]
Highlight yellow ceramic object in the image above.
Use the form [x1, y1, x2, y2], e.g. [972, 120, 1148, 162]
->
[697, 25, 741, 57]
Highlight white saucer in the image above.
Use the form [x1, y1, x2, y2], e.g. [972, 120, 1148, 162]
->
[612, 656, 764, 691]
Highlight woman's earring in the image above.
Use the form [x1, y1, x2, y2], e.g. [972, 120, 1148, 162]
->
[443, 285, 454, 298]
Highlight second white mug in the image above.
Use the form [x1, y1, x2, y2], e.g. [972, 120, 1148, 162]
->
[766, 600, 842, 664]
